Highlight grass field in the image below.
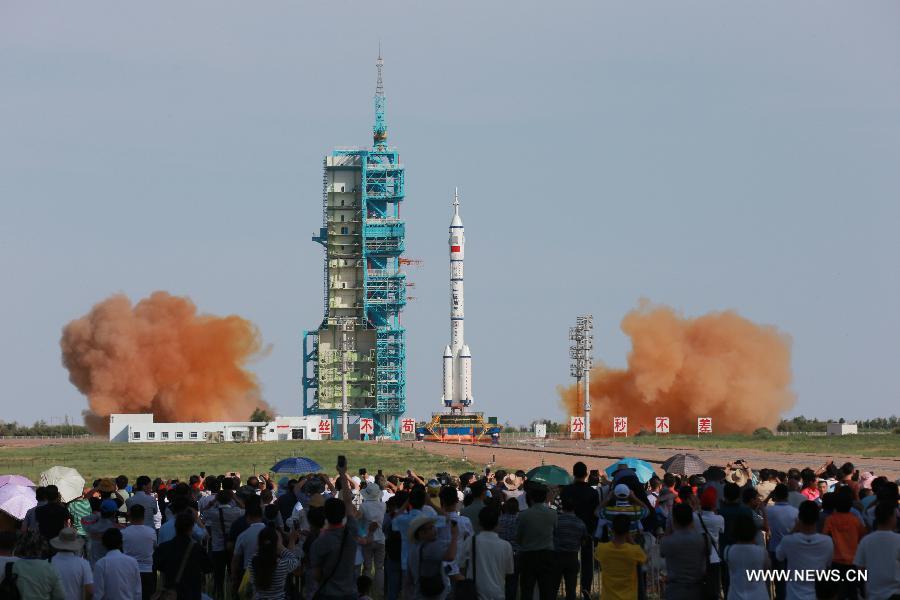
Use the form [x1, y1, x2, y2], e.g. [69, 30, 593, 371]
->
[616, 433, 900, 457]
[0, 440, 479, 483]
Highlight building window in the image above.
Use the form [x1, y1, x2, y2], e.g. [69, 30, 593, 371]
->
[132, 431, 141, 440]
[147, 432, 155, 440]
[189, 432, 198, 440]
[269, 429, 275, 433]
[341, 226, 348, 235]
[340, 214, 345, 222]
[161, 431, 169, 440]
[175, 431, 184, 439]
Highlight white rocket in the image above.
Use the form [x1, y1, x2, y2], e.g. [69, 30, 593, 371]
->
[442, 188, 473, 411]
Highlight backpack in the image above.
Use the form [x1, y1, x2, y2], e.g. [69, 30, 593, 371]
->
[1, 562, 21, 600]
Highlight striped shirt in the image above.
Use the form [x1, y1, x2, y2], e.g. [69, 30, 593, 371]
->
[67, 500, 92, 537]
[600, 503, 649, 534]
[250, 548, 300, 600]
[554, 512, 587, 553]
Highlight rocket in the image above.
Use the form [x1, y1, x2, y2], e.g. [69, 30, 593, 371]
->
[442, 188, 473, 410]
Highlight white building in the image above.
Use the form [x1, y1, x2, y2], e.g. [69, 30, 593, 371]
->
[826, 422, 858, 436]
[109, 414, 326, 443]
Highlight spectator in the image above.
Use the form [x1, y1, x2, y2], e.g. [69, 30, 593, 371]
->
[461, 480, 487, 533]
[308, 471, 360, 600]
[35, 485, 70, 543]
[853, 502, 900, 600]
[159, 499, 207, 545]
[93, 527, 141, 600]
[115, 475, 130, 523]
[436, 484, 473, 588]
[202, 489, 244, 599]
[83, 499, 121, 566]
[67, 488, 93, 541]
[459, 507, 514, 600]
[122, 504, 157, 599]
[154, 512, 213, 600]
[496, 498, 520, 600]
[599, 484, 650, 537]
[126, 476, 160, 531]
[516, 484, 557, 600]
[594, 514, 647, 600]
[391, 484, 436, 595]
[696, 487, 725, 598]
[231, 501, 266, 592]
[249, 526, 300, 600]
[408, 513, 457, 600]
[822, 486, 866, 600]
[49, 528, 93, 600]
[660, 503, 707, 599]
[560, 461, 599, 599]
[776, 501, 834, 600]
[723, 515, 770, 600]
[764, 484, 797, 600]
[359, 483, 387, 598]
[552, 495, 587, 600]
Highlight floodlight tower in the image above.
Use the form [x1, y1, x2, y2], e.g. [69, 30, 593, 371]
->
[569, 315, 593, 439]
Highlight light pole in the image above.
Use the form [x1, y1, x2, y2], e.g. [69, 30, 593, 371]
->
[569, 315, 593, 439]
[338, 317, 355, 441]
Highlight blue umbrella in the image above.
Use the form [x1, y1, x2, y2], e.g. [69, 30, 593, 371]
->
[271, 457, 323, 474]
[605, 457, 656, 483]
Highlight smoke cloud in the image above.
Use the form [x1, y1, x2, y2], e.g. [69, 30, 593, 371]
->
[61, 292, 272, 433]
[560, 301, 794, 435]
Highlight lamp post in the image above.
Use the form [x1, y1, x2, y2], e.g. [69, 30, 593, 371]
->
[569, 315, 593, 439]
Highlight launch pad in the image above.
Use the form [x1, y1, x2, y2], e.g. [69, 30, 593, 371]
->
[418, 412, 501, 443]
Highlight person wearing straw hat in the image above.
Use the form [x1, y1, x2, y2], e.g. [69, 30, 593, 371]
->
[408, 513, 457, 600]
[50, 527, 93, 600]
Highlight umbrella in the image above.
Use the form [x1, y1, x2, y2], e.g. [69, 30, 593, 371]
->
[524, 465, 573, 486]
[661, 454, 709, 477]
[0, 475, 35, 488]
[605, 458, 656, 483]
[0, 484, 37, 521]
[39, 466, 86, 503]
[271, 457, 323, 474]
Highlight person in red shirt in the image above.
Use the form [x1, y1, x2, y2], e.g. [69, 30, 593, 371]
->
[822, 486, 866, 599]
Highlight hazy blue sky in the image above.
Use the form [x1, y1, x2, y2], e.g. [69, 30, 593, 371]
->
[2, 2, 898, 427]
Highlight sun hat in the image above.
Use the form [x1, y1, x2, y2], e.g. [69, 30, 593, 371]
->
[50, 527, 84, 552]
[407, 514, 436, 542]
[503, 474, 521, 490]
[361, 484, 382, 502]
[100, 499, 118, 514]
[614, 484, 631, 498]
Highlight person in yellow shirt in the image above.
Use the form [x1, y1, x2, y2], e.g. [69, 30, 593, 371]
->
[594, 514, 647, 600]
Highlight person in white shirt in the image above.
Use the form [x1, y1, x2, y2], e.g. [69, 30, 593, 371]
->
[93, 528, 142, 600]
[201, 489, 244, 599]
[359, 482, 387, 598]
[437, 485, 475, 580]
[853, 502, 900, 600]
[49, 528, 94, 600]
[723, 515, 770, 600]
[775, 501, 833, 600]
[231, 503, 267, 588]
[765, 484, 799, 600]
[459, 506, 515, 600]
[122, 505, 157, 599]
[125, 476, 160, 531]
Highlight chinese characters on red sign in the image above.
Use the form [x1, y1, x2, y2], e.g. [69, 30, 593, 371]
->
[697, 417, 712, 434]
[570, 417, 585, 434]
[655, 417, 670, 434]
[613, 417, 628, 434]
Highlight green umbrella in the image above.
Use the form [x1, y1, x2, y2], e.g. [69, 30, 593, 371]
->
[524, 465, 572, 486]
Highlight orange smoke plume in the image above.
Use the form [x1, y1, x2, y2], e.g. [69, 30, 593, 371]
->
[61, 292, 272, 433]
[560, 301, 794, 435]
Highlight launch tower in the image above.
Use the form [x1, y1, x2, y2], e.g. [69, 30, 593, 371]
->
[302, 50, 407, 439]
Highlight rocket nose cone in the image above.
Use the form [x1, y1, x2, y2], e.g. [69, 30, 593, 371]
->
[443, 345, 452, 357]
[460, 344, 471, 357]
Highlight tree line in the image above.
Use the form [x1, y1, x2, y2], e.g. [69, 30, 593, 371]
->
[0, 420, 91, 437]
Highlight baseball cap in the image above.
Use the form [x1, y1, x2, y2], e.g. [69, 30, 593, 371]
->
[614, 484, 630, 498]
[100, 499, 118, 514]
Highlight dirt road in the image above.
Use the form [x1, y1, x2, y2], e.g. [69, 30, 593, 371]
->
[420, 439, 900, 479]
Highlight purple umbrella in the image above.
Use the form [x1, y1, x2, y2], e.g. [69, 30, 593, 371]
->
[0, 475, 36, 488]
[0, 483, 37, 521]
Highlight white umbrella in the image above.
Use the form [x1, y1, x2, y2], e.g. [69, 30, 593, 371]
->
[0, 483, 37, 520]
[39, 466, 86, 503]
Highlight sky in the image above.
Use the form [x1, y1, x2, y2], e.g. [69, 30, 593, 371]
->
[1, 1, 899, 427]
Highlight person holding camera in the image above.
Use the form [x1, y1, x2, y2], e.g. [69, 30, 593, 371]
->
[408, 513, 457, 600]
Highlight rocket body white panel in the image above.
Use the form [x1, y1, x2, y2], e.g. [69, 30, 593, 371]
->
[442, 346, 453, 402]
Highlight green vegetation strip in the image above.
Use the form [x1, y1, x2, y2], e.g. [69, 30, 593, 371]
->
[616, 434, 900, 457]
[0, 441, 480, 483]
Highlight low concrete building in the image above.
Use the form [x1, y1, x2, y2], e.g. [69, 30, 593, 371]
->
[826, 422, 858, 436]
[109, 413, 325, 443]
